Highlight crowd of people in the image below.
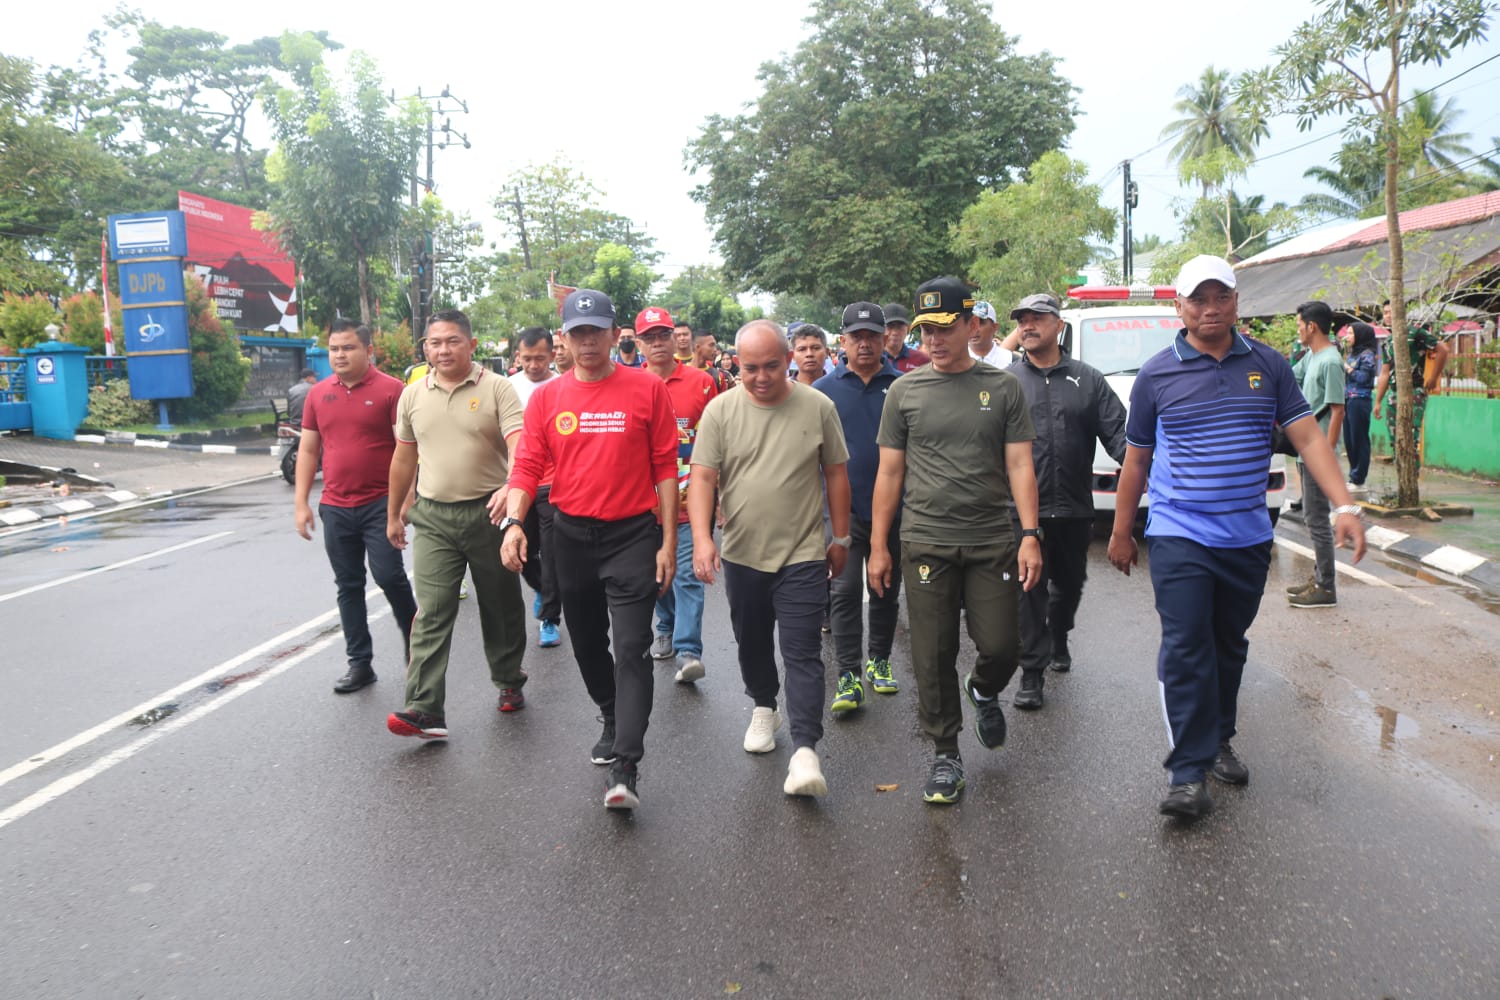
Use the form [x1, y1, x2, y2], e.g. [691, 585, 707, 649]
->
[291, 254, 1368, 819]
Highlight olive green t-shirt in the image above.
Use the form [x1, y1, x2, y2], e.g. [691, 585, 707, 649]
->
[876, 362, 1035, 546]
[395, 363, 525, 502]
[692, 383, 850, 573]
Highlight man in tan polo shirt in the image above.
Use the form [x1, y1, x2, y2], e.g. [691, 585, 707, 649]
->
[385, 309, 529, 740]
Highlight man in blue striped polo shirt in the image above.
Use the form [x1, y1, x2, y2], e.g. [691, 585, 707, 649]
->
[1106, 255, 1366, 820]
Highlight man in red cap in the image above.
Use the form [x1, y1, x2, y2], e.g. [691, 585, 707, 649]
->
[637, 306, 720, 683]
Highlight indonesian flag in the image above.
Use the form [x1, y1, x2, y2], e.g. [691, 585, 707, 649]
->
[547, 272, 576, 315]
[100, 234, 116, 357]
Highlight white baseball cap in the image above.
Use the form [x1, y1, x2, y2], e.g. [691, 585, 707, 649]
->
[972, 301, 998, 323]
[1174, 255, 1238, 296]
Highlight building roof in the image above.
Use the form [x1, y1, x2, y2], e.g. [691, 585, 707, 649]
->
[1234, 193, 1500, 318]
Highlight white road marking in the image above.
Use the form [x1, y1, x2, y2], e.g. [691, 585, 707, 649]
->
[1422, 545, 1487, 577]
[1, 590, 387, 815]
[0, 606, 387, 831]
[1276, 537, 1433, 607]
[0, 530, 233, 604]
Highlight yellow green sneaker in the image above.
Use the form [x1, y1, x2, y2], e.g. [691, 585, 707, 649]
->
[865, 658, 898, 694]
[830, 671, 865, 713]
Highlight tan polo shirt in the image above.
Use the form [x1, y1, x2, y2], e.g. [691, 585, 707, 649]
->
[396, 362, 525, 502]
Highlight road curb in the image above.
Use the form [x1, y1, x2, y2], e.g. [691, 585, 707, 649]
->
[1280, 505, 1500, 597]
[72, 432, 280, 456]
[0, 486, 145, 526]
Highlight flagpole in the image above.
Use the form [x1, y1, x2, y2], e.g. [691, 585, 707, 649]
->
[100, 233, 116, 360]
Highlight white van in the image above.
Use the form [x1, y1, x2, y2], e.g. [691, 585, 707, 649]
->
[1059, 289, 1288, 524]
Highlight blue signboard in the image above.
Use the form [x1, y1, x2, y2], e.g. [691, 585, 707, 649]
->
[108, 211, 194, 400]
[108, 211, 188, 259]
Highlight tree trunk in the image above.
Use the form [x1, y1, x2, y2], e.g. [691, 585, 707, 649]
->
[356, 252, 372, 327]
[1384, 22, 1420, 508]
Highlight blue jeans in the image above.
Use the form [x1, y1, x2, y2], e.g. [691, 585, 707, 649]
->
[320, 498, 417, 669]
[1342, 395, 1372, 485]
[654, 529, 703, 657]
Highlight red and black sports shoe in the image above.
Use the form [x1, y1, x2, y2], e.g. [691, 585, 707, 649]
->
[387, 710, 448, 739]
[497, 688, 526, 713]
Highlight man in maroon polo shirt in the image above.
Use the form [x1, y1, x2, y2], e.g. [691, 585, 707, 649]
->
[294, 319, 418, 693]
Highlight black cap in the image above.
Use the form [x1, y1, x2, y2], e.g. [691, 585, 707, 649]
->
[881, 303, 910, 325]
[912, 277, 975, 328]
[300, 368, 317, 379]
[1008, 293, 1061, 320]
[560, 289, 616, 333]
[841, 301, 886, 334]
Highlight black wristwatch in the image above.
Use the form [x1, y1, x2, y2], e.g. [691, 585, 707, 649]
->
[498, 516, 525, 533]
[1020, 527, 1043, 541]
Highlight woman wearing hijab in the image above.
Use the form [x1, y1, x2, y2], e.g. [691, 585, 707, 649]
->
[1342, 322, 1380, 489]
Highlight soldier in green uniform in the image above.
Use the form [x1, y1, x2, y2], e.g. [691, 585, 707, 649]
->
[1374, 300, 1450, 472]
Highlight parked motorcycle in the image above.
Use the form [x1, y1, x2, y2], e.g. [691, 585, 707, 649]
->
[271, 399, 314, 485]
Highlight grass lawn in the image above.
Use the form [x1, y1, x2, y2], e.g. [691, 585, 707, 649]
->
[113, 408, 275, 435]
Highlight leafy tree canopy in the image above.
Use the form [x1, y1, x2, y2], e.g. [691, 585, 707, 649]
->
[952, 152, 1116, 310]
[687, 0, 1076, 304]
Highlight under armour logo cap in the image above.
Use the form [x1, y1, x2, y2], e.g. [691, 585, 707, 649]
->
[562, 288, 616, 332]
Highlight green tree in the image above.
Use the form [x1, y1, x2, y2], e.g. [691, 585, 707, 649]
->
[494, 160, 656, 284]
[660, 266, 757, 335]
[262, 38, 421, 329]
[0, 292, 61, 351]
[1161, 66, 1269, 197]
[583, 243, 657, 325]
[951, 152, 1116, 310]
[687, 0, 1076, 303]
[172, 273, 250, 421]
[1243, 0, 1493, 505]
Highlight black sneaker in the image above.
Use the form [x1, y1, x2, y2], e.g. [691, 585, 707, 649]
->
[604, 760, 639, 810]
[962, 672, 1007, 749]
[1159, 781, 1212, 818]
[1211, 741, 1250, 785]
[922, 754, 966, 804]
[590, 716, 617, 765]
[1013, 672, 1044, 710]
[1050, 638, 1072, 673]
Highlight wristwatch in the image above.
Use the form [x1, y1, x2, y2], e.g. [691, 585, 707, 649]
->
[498, 516, 525, 533]
[1020, 527, 1044, 540]
[831, 535, 852, 549]
[1329, 504, 1364, 520]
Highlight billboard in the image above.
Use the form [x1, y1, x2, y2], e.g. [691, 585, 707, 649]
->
[107, 211, 194, 399]
[178, 191, 299, 334]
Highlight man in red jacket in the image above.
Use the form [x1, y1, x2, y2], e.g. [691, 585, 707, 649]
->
[501, 289, 679, 811]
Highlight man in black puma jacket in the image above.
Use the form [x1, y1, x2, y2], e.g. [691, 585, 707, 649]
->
[1005, 293, 1127, 709]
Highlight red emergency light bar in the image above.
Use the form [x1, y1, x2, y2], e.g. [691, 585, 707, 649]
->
[1068, 286, 1178, 301]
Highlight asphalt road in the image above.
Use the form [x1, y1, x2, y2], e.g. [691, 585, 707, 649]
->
[1, 478, 1497, 999]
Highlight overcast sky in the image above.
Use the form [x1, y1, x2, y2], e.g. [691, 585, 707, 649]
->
[14, 0, 1500, 285]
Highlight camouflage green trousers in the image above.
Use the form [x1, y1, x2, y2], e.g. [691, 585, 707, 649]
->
[1384, 388, 1428, 471]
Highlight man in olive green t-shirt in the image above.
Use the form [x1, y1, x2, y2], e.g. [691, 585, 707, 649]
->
[868, 277, 1042, 806]
[384, 310, 529, 740]
[690, 320, 852, 798]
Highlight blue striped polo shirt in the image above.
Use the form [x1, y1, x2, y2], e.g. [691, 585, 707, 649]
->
[1126, 330, 1310, 547]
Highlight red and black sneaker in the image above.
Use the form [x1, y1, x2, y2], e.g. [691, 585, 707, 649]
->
[387, 710, 449, 739]
[497, 687, 526, 713]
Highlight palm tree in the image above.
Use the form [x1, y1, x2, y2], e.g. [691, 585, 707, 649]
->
[1400, 91, 1474, 174]
[1300, 139, 1387, 219]
[1160, 67, 1268, 196]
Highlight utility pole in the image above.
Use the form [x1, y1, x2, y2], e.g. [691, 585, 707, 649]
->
[400, 85, 471, 359]
[1122, 159, 1138, 285]
[512, 188, 532, 271]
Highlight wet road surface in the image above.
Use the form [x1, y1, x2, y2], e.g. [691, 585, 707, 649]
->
[1, 479, 1497, 998]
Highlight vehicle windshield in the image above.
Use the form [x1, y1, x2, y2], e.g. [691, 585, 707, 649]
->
[1075, 314, 1184, 375]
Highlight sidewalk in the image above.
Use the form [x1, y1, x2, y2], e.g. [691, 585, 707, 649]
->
[0, 433, 282, 526]
[1282, 457, 1500, 595]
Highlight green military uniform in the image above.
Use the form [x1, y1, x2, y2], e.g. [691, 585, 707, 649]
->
[1382, 326, 1441, 470]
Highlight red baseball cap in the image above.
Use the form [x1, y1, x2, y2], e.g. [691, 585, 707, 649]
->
[634, 307, 674, 335]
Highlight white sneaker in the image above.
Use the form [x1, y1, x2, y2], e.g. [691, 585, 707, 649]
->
[784, 746, 828, 797]
[675, 657, 706, 684]
[743, 705, 782, 753]
[650, 633, 673, 660]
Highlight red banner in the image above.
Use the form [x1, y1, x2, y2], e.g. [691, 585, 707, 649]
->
[178, 191, 299, 334]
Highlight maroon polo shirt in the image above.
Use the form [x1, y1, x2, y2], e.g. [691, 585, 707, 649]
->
[301, 368, 404, 508]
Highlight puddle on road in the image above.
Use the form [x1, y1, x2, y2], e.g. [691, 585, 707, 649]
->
[128, 703, 179, 726]
[1374, 704, 1421, 750]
